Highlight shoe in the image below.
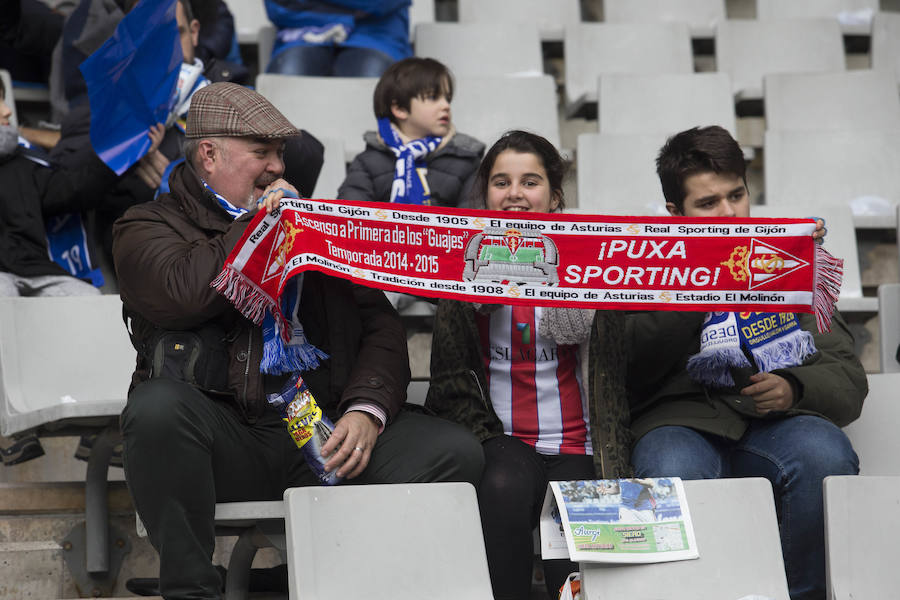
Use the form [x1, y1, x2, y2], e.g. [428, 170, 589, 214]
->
[124, 565, 287, 596]
[0, 434, 45, 466]
[74, 434, 124, 468]
[124, 577, 160, 597]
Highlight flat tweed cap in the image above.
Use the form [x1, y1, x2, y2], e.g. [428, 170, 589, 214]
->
[185, 82, 300, 139]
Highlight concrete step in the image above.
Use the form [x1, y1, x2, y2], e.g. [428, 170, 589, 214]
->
[0, 437, 125, 485]
[0, 540, 66, 597]
[0, 512, 158, 599]
[0, 481, 133, 515]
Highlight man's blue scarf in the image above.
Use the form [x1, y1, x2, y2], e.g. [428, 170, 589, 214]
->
[686, 311, 817, 388]
[377, 117, 441, 205]
[205, 179, 327, 373]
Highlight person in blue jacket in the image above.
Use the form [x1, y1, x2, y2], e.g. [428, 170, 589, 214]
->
[265, 0, 411, 76]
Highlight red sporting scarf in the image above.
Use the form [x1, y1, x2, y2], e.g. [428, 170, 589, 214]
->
[212, 198, 842, 336]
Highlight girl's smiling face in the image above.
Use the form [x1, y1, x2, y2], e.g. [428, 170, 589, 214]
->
[485, 150, 560, 214]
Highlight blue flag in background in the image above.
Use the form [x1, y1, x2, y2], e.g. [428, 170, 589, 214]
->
[79, 0, 182, 175]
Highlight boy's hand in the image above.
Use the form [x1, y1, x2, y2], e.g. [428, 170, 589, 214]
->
[741, 372, 794, 414]
[811, 218, 826, 245]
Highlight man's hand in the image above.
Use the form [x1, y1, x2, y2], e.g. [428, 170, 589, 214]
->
[135, 123, 169, 189]
[258, 178, 299, 214]
[740, 372, 794, 415]
[321, 411, 379, 479]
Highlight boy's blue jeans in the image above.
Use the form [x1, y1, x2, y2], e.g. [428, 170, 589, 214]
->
[632, 416, 858, 600]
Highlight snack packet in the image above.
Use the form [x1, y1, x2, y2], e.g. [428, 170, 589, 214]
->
[267, 373, 342, 485]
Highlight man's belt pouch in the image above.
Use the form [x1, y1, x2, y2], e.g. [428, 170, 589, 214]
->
[148, 326, 230, 393]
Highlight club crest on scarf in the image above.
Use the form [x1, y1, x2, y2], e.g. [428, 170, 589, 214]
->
[377, 117, 441, 205]
[687, 311, 817, 388]
[261, 217, 304, 283]
[721, 239, 810, 290]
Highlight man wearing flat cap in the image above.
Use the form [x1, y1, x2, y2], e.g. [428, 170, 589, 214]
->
[113, 83, 484, 599]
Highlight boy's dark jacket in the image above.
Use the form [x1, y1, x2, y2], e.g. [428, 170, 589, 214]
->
[626, 310, 867, 442]
[338, 130, 484, 208]
[0, 148, 116, 278]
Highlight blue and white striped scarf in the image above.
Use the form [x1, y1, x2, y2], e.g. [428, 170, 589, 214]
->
[204, 179, 328, 373]
[377, 117, 441, 205]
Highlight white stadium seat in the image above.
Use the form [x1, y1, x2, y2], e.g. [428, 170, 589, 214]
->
[256, 74, 377, 162]
[764, 70, 900, 132]
[824, 475, 900, 599]
[715, 19, 845, 101]
[841, 373, 900, 475]
[452, 75, 560, 150]
[457, 0, 581, 41]
[581, 478, 790, 600]
[603, 0, 726, 38]
[414, 23, 544, 78]
[284, 483, 493, 599]
[564, 23, 693, 117]
[764, 129, 900, 229]
[598, 72, 736, 137]
[756, 0, 878, 35]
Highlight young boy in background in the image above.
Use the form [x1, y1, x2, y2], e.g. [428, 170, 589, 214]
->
[338, 57, 484, 208]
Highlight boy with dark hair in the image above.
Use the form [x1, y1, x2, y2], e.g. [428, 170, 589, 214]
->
[338, 56, 484, 207]
[627, 125, 865, 600]
[655, 124, 749, 215]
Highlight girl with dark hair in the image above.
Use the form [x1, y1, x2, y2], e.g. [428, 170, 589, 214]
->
[426, 131, 632, 600]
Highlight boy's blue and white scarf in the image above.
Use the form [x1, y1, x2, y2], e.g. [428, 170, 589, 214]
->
[377, 117, 441, 205]
[205, 180, 327, 373]
[686, 311, 817, 388]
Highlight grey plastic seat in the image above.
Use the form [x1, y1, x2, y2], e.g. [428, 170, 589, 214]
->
[841, 374, 900, 475]
[311, 138, 345, 200]
[256, 74, 377, 162]
[580, 478, 790, 600]
[0, 296, 133, 438]
[871, 12, 900, 90]
[452, 74, 560, 149]
[877, 283, 900, 373]
[575, 133, 668, 216]
[409, 0, 434, 41]
[715, 19, 845, 101]
[764, 128, 900, 228]
[603, 0, 726, 38]
[824, 475, 900, 599]
[751, 203, 875, 313]
[764, 70, 900, 132]
[457, 0, 581, 41]
[564, 23, 693, 117]
[284, 482, 492, 599]
[756, 0, 878, 35]
[598, 72, 736, 137]
[414, 23, 543, 78]
[0, 295, 135, 580]
[225, 0, 273, 44]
